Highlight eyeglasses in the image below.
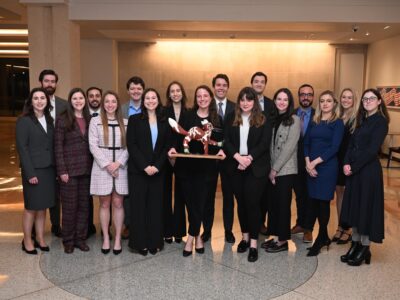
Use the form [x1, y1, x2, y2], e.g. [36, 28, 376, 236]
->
[299, 93, 314, 97]
[362, 96, 378, 103]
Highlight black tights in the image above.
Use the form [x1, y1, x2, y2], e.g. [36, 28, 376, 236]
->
[305, 198, 330, 241]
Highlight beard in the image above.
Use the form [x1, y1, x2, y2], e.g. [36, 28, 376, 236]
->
[44, 86, 56, 96]
[300, 100, 312, 108]
[89, 100, 100, 109]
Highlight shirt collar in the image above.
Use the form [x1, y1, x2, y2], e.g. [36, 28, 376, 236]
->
[215, 98, 227, 106]
[129, 99, 141, 110]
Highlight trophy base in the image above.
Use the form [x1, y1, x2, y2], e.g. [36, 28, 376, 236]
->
[169, 153, 224, 160]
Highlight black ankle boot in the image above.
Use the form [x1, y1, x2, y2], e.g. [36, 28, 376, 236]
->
[347, 245, 371, 266]
[340, 241, 360, 263]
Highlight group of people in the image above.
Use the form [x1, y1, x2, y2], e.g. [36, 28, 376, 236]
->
[16, 69, 389, 265]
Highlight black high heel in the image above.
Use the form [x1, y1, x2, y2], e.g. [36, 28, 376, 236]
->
[307, 238, 331, 256]
[22, 241, 37, 255]
[101, 248, 110, 254]
[347, 245, 371, 266]
[39, 245, 50, 252]
[113, 248, 122, 255]
[331, 229, 343, 242]
[195, 247, 204, 254]
[340, 241, 360, 263]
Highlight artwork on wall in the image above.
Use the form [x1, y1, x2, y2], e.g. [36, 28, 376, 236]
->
[377, 86, 400, 110]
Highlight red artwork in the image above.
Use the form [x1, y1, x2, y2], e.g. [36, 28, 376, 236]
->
[377, 86, 400, 110]
[168, 118, 222, 155]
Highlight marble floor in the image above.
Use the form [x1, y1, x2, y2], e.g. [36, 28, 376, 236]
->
[1, 118, 400, 300]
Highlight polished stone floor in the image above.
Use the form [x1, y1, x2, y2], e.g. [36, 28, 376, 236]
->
[1, 118, 400, 300]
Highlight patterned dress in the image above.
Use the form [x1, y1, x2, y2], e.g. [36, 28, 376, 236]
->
[89, 116, 129, 196]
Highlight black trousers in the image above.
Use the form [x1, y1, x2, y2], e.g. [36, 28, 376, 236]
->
[49, 179, 61, 227]
[260, 181, 272, 225]
[232, 169, 266, 240]
[304, 198, 330, 240]
[293, 170, 313, 230]
[181, 174, 216, 237]
[202, 165, 235, 233]
[129, 174, 164, 250]
[163, 167, 187, 238]
[267, 175, 295, 241]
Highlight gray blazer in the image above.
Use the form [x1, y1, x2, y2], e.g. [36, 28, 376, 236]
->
[16, 115, 55, 180]
[121, 102, 130, 119]
[270, 115, 300, 177]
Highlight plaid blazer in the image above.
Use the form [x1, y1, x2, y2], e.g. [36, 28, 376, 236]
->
[89, 116, 129, 196]
[54, 115, 92, 177]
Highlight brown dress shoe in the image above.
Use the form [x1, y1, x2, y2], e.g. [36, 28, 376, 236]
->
[75, 243, 90, 252]
[64, 245, 74, 254]
[121, 227, 129, 240]
[303, 231, 313, 243]
[291, 225, 304, 235]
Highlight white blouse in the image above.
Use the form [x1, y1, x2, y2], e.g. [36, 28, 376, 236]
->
[239, 114, 250, 155]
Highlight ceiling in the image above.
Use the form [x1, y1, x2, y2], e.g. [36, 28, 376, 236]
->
[1, 1, 400, 53]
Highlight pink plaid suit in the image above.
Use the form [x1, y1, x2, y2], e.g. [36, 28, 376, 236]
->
[89, 116, 129, 196]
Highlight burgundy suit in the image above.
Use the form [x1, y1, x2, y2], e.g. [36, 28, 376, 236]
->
[54, 115, 92, 247]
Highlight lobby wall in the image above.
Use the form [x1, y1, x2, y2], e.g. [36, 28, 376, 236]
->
[117, 41, 336, 106]
[366, 34, 400, 150]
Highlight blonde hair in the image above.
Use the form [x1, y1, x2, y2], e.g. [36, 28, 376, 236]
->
[100, 91, 126, 148]
[313, 90, 340, 124]
[339, 88, 360, 133]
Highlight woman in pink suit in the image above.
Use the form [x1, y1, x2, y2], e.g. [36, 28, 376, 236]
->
[89, 91, 128, 255]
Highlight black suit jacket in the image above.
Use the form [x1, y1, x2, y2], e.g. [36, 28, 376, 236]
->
[16, 115, 55, 180]
[55, 96, 67, 116]
[223, 99, 236, 123]
[126, 113, 171, 175]
[261, 96, 274, 119]
[223, 113, 272, 178]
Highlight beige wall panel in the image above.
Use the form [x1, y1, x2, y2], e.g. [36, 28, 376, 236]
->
[80, 39, 117, 92]
[366, 35, 400, 154]
[118, 41, 335, 107]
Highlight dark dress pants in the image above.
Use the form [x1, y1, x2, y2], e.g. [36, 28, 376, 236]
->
[60, 175, 90, 246]
[163, 167, 187, 238]
[293, 169, 313, 230]
[49, 179, 61, 227]
[129, 174, 164, 250]
[181, 173, 215, 237]
[232, 169, 266, 240]
[267, 175, 295, 241]
[203, 165, 234, 234]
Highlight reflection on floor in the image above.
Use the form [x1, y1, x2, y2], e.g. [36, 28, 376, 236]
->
[1, 118, 400, 299]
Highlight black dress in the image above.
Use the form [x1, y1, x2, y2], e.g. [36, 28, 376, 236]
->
[336, 120, 353, 186]
[340, 113, 388, 243]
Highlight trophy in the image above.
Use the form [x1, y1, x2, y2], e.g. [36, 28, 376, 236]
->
[168, 118, 224, 159]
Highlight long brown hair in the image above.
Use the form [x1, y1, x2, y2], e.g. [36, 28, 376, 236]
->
[233, 87, 265, 127]
[355, 88, 390, 128]
[313, 90, 340, 124]
[100, 91, 126, 148]
[192, 85, 220, 127]
[62, 88, 91, 131]
[165, 81, 188, 110]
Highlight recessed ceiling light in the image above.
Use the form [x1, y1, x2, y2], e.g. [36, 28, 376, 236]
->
[384, 25, 391, 30]
[0, 50, 29, 54]
[349, 38, 354, 41]
[365, 32, 370, 36]
[0, 42, 29, 47]
[0, 29, 28, 36]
